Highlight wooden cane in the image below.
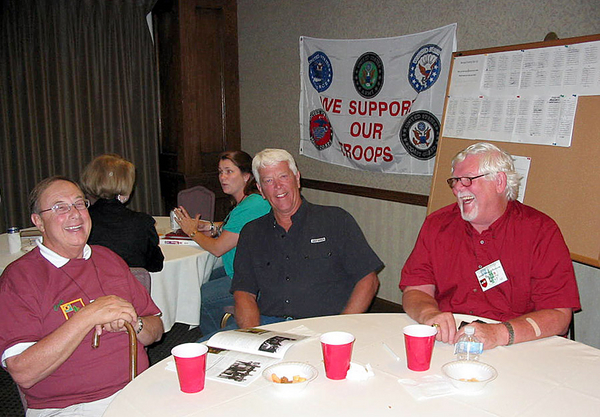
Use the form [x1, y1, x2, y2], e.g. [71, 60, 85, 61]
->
[91, 322, 138, 381]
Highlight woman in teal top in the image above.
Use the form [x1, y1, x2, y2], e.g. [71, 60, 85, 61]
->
[175, 151, 270, 336]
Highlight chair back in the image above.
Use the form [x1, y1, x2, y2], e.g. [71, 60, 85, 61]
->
[177, 185, 215, 221]
[130, 267, 151, 293]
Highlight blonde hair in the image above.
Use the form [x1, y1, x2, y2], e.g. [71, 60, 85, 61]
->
[81, 154, 135, 200]
[451, 142, 521, 201]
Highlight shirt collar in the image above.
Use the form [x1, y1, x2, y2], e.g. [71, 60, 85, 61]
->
[464, 200, 515, 237]
[36, 240, 92, 268]
[267, 196, 307, 228]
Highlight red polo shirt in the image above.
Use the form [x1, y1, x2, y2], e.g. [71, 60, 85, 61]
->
[400, 201, 581, 321]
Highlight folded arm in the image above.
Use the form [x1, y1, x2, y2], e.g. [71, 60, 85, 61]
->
[6, 295, 139, 388]
[403, 285, 573, 349]
[462, 308, 573, 350]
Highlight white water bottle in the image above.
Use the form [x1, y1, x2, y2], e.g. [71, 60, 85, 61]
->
[454, 326, 483, 361]
[7, 227, 21, 254]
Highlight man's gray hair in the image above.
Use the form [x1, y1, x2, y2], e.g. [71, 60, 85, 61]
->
[252, 149, 299, 184]
[451, 142, 521, 201]
[29, 176, 80, 215]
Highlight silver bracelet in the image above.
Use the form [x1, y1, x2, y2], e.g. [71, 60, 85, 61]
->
[501, 321, 514, 345]
[136, 317, 144, 334]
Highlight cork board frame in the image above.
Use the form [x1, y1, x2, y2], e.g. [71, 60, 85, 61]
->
[428, 34, 600, 267]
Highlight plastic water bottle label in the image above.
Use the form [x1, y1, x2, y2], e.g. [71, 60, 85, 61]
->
[454, 341, 484, 355]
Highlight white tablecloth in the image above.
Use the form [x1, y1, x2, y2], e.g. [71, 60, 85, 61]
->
[0, 218, 221, 332]
[103, 313, 600, 417]
[151, 243, 220, 332]
[0, 233, 24, 274]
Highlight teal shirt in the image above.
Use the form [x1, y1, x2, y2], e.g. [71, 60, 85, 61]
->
[221, 193, 271, 278]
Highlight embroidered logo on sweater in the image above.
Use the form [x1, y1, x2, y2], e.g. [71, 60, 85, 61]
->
[60, 298, 85, 320]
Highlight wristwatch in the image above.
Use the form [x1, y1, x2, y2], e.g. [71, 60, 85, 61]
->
[136, 317, 144, 334]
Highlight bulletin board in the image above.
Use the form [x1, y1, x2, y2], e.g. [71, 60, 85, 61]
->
[428, 34, 600, 267]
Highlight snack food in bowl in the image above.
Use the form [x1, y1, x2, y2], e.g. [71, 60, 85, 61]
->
[442, 360, 497, 393]
[262, 362, 318, 394]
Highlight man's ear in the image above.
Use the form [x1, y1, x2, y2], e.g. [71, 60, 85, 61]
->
[495, 171, 508, 195]
[31, 213, 44, 233]
[256, 182, 266, 199]
[295, 171, 301, 188]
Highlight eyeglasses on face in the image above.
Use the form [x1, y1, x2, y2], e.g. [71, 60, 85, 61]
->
[446, 173, 490, 189]
[38, 199, 90, 215]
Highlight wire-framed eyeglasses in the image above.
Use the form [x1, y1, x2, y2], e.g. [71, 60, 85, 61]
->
[446, 173, 490, 189]
[38, 199, 90, 215]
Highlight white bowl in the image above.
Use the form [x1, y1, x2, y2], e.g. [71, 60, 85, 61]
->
[262, 362, 318, 395]
[442, 360, 498, 393]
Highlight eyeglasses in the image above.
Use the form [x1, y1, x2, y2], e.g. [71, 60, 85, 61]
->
[38, 199, 90, 215]
[446, 173, 490, 189]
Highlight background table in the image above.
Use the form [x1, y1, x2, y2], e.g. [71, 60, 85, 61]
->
[103, 313, 600, 417]
[153, 216, 221, 332]
[0, 233, 24, 274]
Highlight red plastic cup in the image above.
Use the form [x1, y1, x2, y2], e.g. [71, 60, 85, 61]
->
[403, 324, 437, 371]
[320, 331, 355, 380]
[171, 343, 209, 393]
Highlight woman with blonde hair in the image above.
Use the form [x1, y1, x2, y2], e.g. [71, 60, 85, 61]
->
[81, 154, 164, 272]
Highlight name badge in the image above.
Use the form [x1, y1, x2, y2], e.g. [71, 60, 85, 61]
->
[310, 237, 326, 244]
[476, 260, 508, 292]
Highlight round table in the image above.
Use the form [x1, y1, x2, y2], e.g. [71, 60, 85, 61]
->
[103, 313, 600, 417]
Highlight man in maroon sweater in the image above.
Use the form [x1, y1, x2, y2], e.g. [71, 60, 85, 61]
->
[0, 176, 163, 415]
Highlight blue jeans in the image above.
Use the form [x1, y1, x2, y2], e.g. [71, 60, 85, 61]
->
[199, 268, 234, 338]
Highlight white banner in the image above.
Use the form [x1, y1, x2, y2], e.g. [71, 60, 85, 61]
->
[299, 24, 457, 175]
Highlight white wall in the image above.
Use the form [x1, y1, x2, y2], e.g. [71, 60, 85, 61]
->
[237, 0, 600, 348]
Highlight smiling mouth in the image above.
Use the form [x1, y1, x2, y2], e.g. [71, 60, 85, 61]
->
[65, 225, 83, 232]
[276, 192, 288, 198]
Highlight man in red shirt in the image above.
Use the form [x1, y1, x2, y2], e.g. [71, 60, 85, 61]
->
[400, 143, 580, 350]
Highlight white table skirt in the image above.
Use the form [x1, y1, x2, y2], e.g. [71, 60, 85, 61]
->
[151, 243, 220, 332]
[103, 313, 600, 417]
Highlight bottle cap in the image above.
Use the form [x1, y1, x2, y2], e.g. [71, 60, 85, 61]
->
[7, 227, 19, 234]
[464, 325, 475, 335]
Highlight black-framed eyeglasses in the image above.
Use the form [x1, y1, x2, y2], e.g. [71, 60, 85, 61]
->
[38, 199, 90, 215]
[446, 173, 489, 189]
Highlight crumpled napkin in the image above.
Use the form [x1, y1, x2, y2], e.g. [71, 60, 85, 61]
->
[346, 362, 375, 381]
[398, 374, 457, 400]
[166, 360, 176, 372]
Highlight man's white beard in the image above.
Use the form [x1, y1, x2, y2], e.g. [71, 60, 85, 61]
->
[458, 192, 478, 222]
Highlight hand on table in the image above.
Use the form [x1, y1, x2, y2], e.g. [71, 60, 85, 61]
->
[421, 311, 457, 344]
[454, 322, 507, 350]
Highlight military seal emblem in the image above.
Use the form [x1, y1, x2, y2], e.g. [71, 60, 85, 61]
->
[408, 44, 442, 93]
[309, 109, 333, 151]
[399, 110, 440, 160]
[353, 52, 384, 98]
[308, 51, 333, 93]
